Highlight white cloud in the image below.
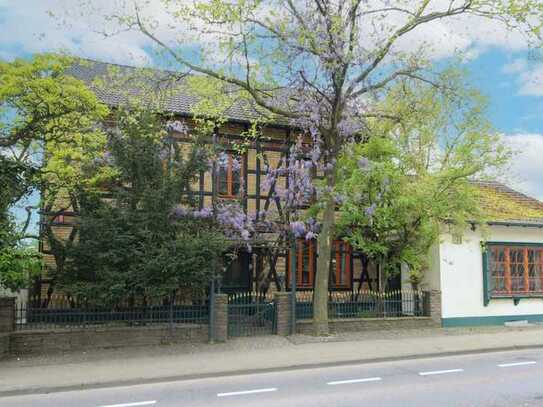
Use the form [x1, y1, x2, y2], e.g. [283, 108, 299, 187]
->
[501, 58, 543, 97]
[517, 65, 543, 96]
[0, 0, 538, 68]
[500, 133, 543, 200]
[0, 0, 164, 66]
[502, 58, 527, 74]
[362, 1, 531, 62]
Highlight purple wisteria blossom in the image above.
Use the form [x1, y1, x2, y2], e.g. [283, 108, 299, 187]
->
[217, 152, 229, 169]
[290, 221, 306, 238]
[216, 202, 254, 240]
[334, 193, 345, 205]
[166, 120, 189, 135]
[158, 148, 169, 161]
[305, 231, 317, 241]
[170, 205, 189, 218]
[94, 150, 115, 166]
[365, 202, 377, 218]
[192, 207, 213, 218]
[358, 157, 371, 170]
[261, 136, 326, 240]
[232, 157, 241, 172]
[170, 202, 254, 249]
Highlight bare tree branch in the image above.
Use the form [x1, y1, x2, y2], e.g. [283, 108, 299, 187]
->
[134, 7, 300, 120]
[345, 0, 473, 98]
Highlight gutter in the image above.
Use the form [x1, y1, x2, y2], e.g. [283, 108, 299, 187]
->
[486, 221, 543, 228]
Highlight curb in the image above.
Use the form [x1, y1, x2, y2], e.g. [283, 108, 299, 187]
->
[2, 344, 543, 398]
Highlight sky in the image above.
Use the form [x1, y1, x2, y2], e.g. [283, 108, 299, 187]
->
[1, 0, 543, 202]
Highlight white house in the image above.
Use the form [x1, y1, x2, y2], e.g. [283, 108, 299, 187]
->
[421, 181, 543, 327]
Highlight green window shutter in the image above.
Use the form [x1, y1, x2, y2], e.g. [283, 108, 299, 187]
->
[482, 249, 490, 307]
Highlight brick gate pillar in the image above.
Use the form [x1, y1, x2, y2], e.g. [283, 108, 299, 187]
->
[0, 297, 16, 333]
[213, 294, 228, 342]
[429, 290, 442, 326]
[274, 292, 292, 336]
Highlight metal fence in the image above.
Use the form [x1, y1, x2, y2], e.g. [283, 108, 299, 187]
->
[15, 296, 209, 330]
[227, 291, 276, 337]
[296, 290, 430, 320]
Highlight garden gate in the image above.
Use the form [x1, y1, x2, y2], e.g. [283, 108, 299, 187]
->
[227, 291, 276, 337]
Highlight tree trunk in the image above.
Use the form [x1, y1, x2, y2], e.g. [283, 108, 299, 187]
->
[313, 172, 336, 336]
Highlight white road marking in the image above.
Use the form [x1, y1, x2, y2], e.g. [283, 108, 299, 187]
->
[99, 401, 157, 407]
[419, 369, 464, 376]
[217, 388, 278, 397]
[498, 361, 537, 368]
[327, 377, 382, 385]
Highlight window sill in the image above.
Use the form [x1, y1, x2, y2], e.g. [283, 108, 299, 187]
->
[218, 195, 241, 200]
[489, 293, 543, 306]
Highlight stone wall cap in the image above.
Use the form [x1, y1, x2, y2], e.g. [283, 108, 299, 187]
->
[297, 317, 432, 324]
[12, 324, 207, 335]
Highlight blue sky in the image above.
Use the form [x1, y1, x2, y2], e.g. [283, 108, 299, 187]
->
[467, 50, 543, 134]
[1, 0, 543, 203]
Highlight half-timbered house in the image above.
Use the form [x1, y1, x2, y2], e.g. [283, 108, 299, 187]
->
[38, 59, 390, 299]
[37, 60, 543, 328]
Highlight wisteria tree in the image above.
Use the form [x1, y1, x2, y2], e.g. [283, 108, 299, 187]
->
[76, 0, 543, 334]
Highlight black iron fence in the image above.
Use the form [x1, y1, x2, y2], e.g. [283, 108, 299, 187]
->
[296, 290, 430, 320]
[15, 296, 209, 330]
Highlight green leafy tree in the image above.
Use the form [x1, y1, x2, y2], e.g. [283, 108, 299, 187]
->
[0, 214, 41, 292]
[0, 54, 109, 291]
[58, 108, 229, 306]
[337, 73, 510, 287]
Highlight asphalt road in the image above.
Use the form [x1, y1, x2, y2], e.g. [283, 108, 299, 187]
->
[2, 349, 543, 407]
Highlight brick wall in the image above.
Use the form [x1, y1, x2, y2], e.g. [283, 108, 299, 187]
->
[10, 325, 208, 355]
[213, 294, 228, 342]
[430, 290, 442, 326]
[296, 317, 438, 335]
[274, 292, 292, 336]
[0, 334, 9, 358]
[0, 297, 15, 333]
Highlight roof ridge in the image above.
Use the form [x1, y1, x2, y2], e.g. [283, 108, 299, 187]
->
[477, 180, 543, 205]
[72, 56, 183, 76]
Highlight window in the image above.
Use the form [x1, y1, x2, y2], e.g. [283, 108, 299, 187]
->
[487, 244, 543, 297]
[218, 152, 242, 197]
[287, 239, 352, 289]
[287, 239, 316, 288]
[330, 240, 353, 289]
[50, 213, 68, 224]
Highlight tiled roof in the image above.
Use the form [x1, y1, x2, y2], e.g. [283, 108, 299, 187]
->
[473, 180, 543, 226]
[66, 59, 283, 125]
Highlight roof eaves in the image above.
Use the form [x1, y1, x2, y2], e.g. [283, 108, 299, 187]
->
[486, 220, 543, 228]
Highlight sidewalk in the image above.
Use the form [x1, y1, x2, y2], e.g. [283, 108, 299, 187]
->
[2, 325, 543, 396]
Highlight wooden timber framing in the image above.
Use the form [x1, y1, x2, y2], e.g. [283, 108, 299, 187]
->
[38, 117, 387, 297]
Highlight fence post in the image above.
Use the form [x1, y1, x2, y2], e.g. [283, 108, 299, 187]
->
[0, 297, 16, 333]
[208, 279, 216, 343]
[169, 292, 175, 337]
[274, 292, 292, 336]
[213, 293, 228, 342]
[290, 238, 297, 335]
[429, 290, 442, 326]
